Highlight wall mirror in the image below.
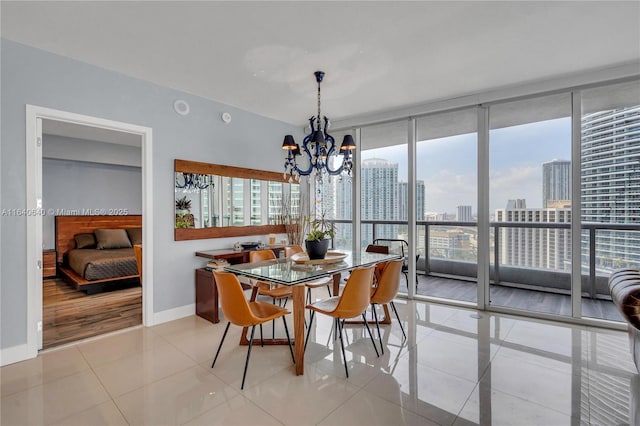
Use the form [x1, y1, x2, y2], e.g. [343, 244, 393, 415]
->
[174, 159, 301, 240]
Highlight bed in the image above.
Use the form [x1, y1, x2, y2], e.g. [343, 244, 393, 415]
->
[55, 215, 142, 293]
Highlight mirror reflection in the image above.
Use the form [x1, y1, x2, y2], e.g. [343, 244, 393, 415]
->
[175, 172, 300, 229]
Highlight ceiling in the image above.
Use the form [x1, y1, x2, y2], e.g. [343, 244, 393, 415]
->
[2, 1, 640, 127]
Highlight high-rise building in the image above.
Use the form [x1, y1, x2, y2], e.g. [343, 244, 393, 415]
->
[361, 159, 398, 220]
[495, 206, 571, 271]
[506, 199, 527, 209]
[456, 205, 473, 222]
[398, 180, 426, 221]
[543, 159, 571, 208]
[581, 106, 640, 269]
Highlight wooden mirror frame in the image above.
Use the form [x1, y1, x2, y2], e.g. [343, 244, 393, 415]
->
[174, 159, 291, 241]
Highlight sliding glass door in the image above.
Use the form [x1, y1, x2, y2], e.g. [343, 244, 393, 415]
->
[415, 108, 478, 303]
[488, 93, 573, 316]
[580, 81, 640, 322]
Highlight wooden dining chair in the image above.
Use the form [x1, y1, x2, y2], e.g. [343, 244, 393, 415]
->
[285, 245, 332, 303]
[370, 259, 406, 354]
[212, 271, 295, 390]
[304, 266, 379, 378]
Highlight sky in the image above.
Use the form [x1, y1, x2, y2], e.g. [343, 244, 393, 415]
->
[361, 117, 572, 214]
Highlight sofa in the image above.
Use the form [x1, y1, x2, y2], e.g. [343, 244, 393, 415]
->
[608, 268, 640, 373]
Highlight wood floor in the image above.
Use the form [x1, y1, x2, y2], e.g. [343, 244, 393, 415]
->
[43, 278, 142, 349]
[409, 274, 624, 322]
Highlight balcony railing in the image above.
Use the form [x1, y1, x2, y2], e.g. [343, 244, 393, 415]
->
[330, 219, 640, 299]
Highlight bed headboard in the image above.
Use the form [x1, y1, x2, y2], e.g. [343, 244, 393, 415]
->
[55, 215, 142, 264]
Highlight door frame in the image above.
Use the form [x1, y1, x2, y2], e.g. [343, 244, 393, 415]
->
[25, 105, 154, 356]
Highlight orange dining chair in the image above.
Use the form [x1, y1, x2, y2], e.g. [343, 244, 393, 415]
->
[304, 266, 379, 378]
[365, 244, 390, 283]
[133, 244, 143, 285]
[285, 245, 332, 303]
[212, 271, 294, 390]
[249, 249, 293, 339]
[370, 259, 406, 354]
[250, 249, 293, 304]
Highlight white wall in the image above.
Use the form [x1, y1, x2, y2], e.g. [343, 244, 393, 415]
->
[1, 38, 304, 351]
[42, 157, 142, 249]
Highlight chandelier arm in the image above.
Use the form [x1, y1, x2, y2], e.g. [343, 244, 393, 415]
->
[293, 131, 316, 176]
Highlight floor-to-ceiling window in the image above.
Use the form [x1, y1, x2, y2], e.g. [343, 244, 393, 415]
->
[317, 130, 353, 250]
[360, 121, 409, 292]
[488, 93, 573, 316]
[416, 108, 478, 302]
[580, 80, 640, 321]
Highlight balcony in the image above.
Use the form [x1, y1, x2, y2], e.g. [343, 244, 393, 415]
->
[331, 219, 640, 322]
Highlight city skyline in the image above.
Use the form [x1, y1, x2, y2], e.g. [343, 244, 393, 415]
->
[361, 117, 571, 214]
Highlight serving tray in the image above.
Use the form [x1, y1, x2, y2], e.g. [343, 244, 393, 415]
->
[291, 251, 348, 265]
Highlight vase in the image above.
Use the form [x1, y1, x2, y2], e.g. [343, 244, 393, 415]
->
[305, 239, 330, 260]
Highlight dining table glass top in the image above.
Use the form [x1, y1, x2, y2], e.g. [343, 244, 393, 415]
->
[223, 250, 401, 286]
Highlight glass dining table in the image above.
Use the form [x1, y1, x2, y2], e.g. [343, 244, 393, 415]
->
[224, 250, 401, 375]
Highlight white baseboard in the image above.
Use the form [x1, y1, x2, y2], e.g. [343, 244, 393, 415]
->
[151, 303, 195, 326]
[0, 343, 32, 367]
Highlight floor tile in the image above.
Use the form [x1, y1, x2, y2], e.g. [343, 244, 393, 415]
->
[114, 366, 238, 425]
[183, 394, 284, 426]
[77, 326, 173, 368]
[318, 388, 439, 426]
[1, 369, 110, 425]
[363, 361, 477, 425]
[49, 400, 128, 426]
[455, 385, 574, 425]
[0, 345, 89, 397]
[1, 299, 636, 426]
[93, 342, 197, 397]
[482, 352, 575, 416]
[242, 364, 360, 426]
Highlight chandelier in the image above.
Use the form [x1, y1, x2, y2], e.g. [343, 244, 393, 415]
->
[175, 173, 213, 190]
[281, 71, 356, 182]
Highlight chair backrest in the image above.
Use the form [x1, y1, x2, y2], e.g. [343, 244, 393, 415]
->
[249, 249, 277, 262]
[371, 259, 404, 304]
[133, 244, 143, 284]
[334, 266, 375, 318]
[285, 245, 304, 258]
[365, 244, 389, 254]
[213, 271, 258, 327]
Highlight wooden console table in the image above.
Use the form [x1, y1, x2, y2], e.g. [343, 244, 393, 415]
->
[194, 246, 285, 323]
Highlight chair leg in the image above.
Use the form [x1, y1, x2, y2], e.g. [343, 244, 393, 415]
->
[371, 304, 384, 355]
[306, 287, 311, 305]
[211, 321, 231, 368]
[304, 310, 315, 351]
[282, 317, 295, 364]
[362, 313, 380, 357]
[260, 323, 264, 347]
[390, 301, 407, 340]
[241, 325, 256, 390]
[337, 317, 349, 378]
[326, 285, 331, 297]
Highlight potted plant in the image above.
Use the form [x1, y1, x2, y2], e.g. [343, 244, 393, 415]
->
[175, 196, 192, 214]
[305, 215, 335, 260]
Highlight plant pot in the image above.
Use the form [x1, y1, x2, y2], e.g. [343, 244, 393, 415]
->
[305, 239, 330, 260]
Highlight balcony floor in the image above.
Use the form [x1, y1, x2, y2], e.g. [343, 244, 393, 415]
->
[410, 274, 624, 322]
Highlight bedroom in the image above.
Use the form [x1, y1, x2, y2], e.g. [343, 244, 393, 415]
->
[41, 122, 143, 348]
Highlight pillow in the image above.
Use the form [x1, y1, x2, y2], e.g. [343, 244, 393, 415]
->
[126, 227, 142, 245]
[94, 228, 132, 249]
[74, 233, 96, 249]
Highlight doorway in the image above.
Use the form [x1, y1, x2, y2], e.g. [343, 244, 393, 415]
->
[25, 105, 154, 355]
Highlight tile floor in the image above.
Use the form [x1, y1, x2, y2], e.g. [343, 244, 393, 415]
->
[1, 295, 638, 425]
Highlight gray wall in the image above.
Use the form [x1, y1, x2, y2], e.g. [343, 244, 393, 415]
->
[1, 39, 303, 350]
[42, 158, 143, 249]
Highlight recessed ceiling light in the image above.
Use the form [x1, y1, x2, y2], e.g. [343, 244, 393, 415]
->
[173, 100, 190, 116]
